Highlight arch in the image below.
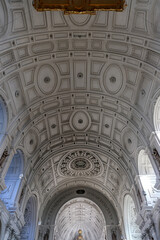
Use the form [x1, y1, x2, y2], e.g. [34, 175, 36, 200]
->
[42, 186, 119, 226]
[124, 194, 141, 240]
[138, 149, 156, 206]
[0, 97, 7, 144]
[20, 195, 37, 240]
[154, 96, 160, 140]
[54, 197, 106, 240]
[0, 150, 24, 209]
[40, 186, 120, 240]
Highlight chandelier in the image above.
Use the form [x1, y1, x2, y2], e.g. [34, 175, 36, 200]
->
[77, 230, 84, 240]
[33, 0, 126, 14]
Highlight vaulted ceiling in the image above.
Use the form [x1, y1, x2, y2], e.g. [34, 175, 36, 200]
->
[0, 0, 160, 238]
[54, 198, 105, 240]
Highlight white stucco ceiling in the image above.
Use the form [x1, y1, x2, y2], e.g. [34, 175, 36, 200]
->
[0, 0, 160, 238]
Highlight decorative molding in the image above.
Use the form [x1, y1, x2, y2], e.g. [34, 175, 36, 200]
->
[0, 150, 8, 168]
[58, 150, 103, 177]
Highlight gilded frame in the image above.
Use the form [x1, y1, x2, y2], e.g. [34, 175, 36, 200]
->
[33, 0, 126, 14]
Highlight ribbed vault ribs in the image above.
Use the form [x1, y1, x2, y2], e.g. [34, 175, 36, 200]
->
[54, 198, 106, 240]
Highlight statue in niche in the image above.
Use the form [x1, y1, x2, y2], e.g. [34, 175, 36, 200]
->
[0, 149, 8, 167]
[112, 232, 117, 240]
[137, 188, 142, 204]
[44, 229, 50, 240]
[153, 148, 160, 166]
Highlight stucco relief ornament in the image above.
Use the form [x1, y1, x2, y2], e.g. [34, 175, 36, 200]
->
[58, 150, 103, 177]
[0, 149, 8, 167]
[153, 148, 160, 169]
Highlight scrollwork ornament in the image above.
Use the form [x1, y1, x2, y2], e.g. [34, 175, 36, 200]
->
[58, 150, 103, 177]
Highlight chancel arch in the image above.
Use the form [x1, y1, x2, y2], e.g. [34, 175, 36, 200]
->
[0, 150, 24, 210]
[54, 198, 106, 240]
[39, 186, 121, 240]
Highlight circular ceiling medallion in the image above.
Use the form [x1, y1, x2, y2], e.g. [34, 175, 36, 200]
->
[70, 110, 91, 132]
[71, 158, 91, 170]
[58, 150, 103, 177]
[103, 64, 125, 95]
[36, 64, 58, 95]
[77, 72, 83, 78]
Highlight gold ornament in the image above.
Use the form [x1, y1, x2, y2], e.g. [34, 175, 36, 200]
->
[33, 0, 126, 14]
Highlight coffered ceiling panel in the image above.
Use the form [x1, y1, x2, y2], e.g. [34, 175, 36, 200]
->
[0, 0, 159, 214]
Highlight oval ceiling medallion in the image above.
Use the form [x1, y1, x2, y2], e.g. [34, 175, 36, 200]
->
[69, 14, 91, 26]
[58, 150, 103, 177]
[122, 128, 138, 154]
[36, 64, 58, 95]
[103, 64, 125, 95]
[24, 130, 38, 154]
[70, 110, 91, 132]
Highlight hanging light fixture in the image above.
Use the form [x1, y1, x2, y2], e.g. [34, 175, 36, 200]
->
[33, 0, 126, 14]
[77, 230, 84, 240]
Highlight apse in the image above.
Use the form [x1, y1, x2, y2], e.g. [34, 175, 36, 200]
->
[54, 198, 106, 240]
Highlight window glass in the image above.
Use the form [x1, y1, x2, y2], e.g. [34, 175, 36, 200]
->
[0, 150, 23, 209]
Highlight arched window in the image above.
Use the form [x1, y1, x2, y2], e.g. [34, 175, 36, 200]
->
[124, 195, 141, 240]
[138, 149, 156, 205]
[0, 97, 7, 144]
[0, 150, 24, 209]
[154, 96, 160, 140]
[20, 196, 37, 240]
